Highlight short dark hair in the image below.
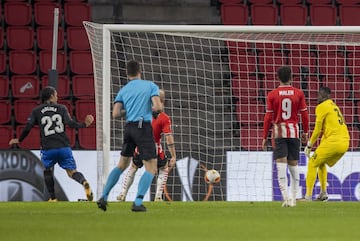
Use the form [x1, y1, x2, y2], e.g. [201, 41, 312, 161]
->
[41, 86, 56, 103]
[277, 66, 292, 83]
[319, 86, 331, 95]
[126, 60, 141, 77]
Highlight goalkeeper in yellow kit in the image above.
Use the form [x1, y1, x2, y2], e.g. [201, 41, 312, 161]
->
[304, 87, 350, 201]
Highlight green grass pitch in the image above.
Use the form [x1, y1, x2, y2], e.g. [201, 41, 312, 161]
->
[1, 201, 359, 241]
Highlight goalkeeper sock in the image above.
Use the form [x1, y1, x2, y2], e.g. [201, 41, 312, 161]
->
[71, 172, 86, 185]
[155, 167, 169, 199]
[102, 167, 122, 201]
[120, 164, 137, 198]
[276, 162, 288, 201]
[318, 164, 327, 193]
[288, 165, 299, 201]
[44, 169, 56, 199]
[305, 157, 317, 197]
[134, 171, 154, 206]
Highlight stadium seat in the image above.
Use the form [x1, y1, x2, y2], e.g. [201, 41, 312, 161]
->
[75, 100, 96, 122]
[58, 99, 73, 116]
[288, 51, 317, 75]
[37, 27, 64, 50]
[336, 100, 354, 125]
[69, 51, 93, 74]
[0, 125, 14, 149]
[221, 4, 248, 25]
[258, 51, 287, 81]
[78, 126, 96, 149]
[251, 4, 278, 25]
[16, 125, 41, 149]
[348, 51, 360, 76]
[39, 50, 67, 74]
[339, 5, 360, 26]
[72, 75, 95, 99]
[0, 28, 4, 49]
[14, 100, 40, 124]
[310, 5, 337, 26]
[6, 26, 34, 50]
[236, 101, 264, 126]
[318, 52, 346, 77]
[247, 0, 273, 3]
[0, 100, 11, 124]
[42, 75, 70, 99]
[322, 76, 351, 100]
[307, 0, 332, 3]
[9, 50, 37, 75]
[353, 78, 360, 99]
[0, 52, 6, 74]
[34, 2, 62, 26]
[348, 127, 360, 151]
[66, 27, 90, 50]
[66, 127, 76, 148]
[219, 0, 243, 3]
[240, 128, 263, 151]
[277, 0, 302, 3]
[280, 4, 307, 25]
[64, 2, 91, 26]
[11, 75, 40, 99]
[229, 53, 256, 78]
[336, 0, 360, 3]
[226, 41, 253, 55]
[232, 76, 259, 103]
[4, 2, 32, 26]
[0, 76, 9, 98]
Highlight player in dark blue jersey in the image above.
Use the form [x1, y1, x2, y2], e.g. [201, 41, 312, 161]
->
[9, 86, 95, 202]
[96, 60, 162, 212]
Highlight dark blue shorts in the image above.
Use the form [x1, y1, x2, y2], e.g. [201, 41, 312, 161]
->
[41, 147, 76, 170]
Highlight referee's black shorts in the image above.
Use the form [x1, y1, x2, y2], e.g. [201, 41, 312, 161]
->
[273, 138, 300, 161]
[121, 122, 157, 161]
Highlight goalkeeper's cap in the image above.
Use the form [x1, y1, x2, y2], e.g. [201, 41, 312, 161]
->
[41, 86, 56, 103]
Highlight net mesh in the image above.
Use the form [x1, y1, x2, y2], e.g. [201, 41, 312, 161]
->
[84, 23, 360, 201]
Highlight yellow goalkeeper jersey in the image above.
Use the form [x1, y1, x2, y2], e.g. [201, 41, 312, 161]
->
[310, 99, 349, 144]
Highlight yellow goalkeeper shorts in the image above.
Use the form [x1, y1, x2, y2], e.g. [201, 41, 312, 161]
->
[309, 139, 349, 168]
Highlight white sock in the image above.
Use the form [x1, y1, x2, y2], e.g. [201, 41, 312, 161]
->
[119, 165, 137, 198]
[155, 167, 169, 199]
[288, 165, 299, 201]
[276, 162, 288, 201]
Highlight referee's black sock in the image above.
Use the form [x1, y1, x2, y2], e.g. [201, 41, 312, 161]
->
[44, 169, 56, 199]
[71, 172, 86, 186]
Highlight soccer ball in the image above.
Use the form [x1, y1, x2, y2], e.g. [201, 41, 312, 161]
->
[204, 169, 221, 184]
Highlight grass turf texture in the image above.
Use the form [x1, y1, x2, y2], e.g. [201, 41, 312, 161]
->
[1, 201, 359, 241]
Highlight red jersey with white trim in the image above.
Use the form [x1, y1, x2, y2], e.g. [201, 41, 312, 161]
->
[266, 85, 307, 138]
[152, 111, 172, 159]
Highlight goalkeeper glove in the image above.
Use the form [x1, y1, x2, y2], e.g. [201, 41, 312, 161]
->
[304, 141, 313, 158]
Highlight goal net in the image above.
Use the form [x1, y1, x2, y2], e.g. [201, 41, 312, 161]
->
[84, 23, 360, 202]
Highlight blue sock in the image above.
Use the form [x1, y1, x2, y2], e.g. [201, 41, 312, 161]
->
[102, 167, 122, 201]
[134, 171, 154, 206]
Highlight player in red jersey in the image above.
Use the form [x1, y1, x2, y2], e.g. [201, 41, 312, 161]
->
[262, 66, 309, 207]
[117, 89, 176, 201]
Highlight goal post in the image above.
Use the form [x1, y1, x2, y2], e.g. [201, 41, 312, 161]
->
[84, 22, 360, 202]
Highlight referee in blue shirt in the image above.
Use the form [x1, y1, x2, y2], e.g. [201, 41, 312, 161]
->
[97, 60, 162, 212]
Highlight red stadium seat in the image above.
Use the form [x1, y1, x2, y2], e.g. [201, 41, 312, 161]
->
[339, 5, 360, 26]
[0, 76, 9, 98]
[0, 52, 6, 74]
[310, 5, 337, 26]
[322, 76, 351, 101]
[75, 100, 96, 122]
[318, 52, 346, 77]
[236, 101, 264, 126]
[353, 78, 360, 99]
[258, 51, 287, 81]
[78, 126, 96, 149]
[9, 50, 37, 75]
[335, 0, 360, 3]
[14, 100, 40, 124]
[64, 2, 91, 26]
[34, 2, 62, 26]
[219, 0, 243, 3]
[11, 75, 40, 99]
[7, 26, 34, 50]
[72, 75, 95, 99]
[348, 127, 360, 151]
[348, 51, 360, 76]
[248, 0, 272, 3]
[232, 76, 259, 103]
[37, 27, 64, 50]
[226, 41, 253, 55]
[336, 100, 354, 125]
[0, 125, 14, 149]
[307, 0, 332, 3]
[42, 75, 70, 99]
[69, 51, 93, 74]
[229, 53, 256, 78]
[277, 0, 302, 3]
[288, 51, 317, 75]
[39, 50, 67, 74]
[0, 100, 11, 124]
[221, 4, 248, 25]
[4, 2, 32, 26]
[280, 4, 307, 25]
[251, 4, 278, 25]
[67, 27, 90, 50]
[0, 28, 4, 49]
[58, 99, 73, 115]
[240, 128, 263, 151]
[17, 125, 41, 149]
